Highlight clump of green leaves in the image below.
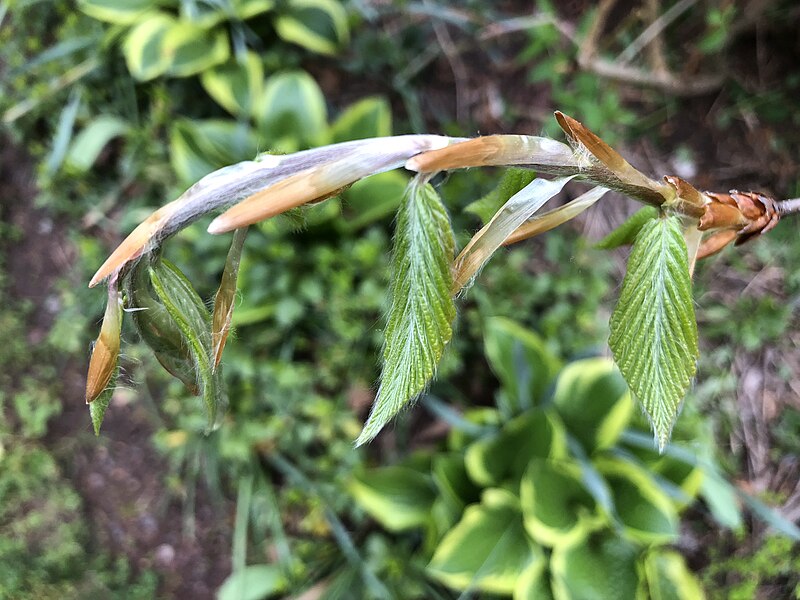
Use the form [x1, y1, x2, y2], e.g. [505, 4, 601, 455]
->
[349, 318, 716, 598]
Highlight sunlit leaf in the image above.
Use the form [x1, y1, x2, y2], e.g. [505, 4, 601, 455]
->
[78, 0, 156, 24]
[519, 458, 599, 547]
[465, 409, 567, 487]
[482, 317, 562, 410]
[609, 215, 698, 451]
[550, 531, 639, 600]
[217, 565, 286, 600]
[122, 13, 174, 81]
[161, 22, 230, 78]
[274, 0, 349, 55]
[453, 176, 574, 292]
[329, 97, 392, 143]
[551, 357, 633, 452]
[349, 466, 437, 531]
[256, 70, 328, 149]
[596, 205, 659, 249]
[513, 559, 553, 600]
[200, 52, 264, 117]
[642, 549, 706, 600]
[356, 180, 455, 445]
[593, 457, 678, 544]
[66, 115, 130, 172]
[428, 489, 542, 594]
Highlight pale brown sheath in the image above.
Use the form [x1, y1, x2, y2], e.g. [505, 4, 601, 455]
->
[90, 135, 460, 287]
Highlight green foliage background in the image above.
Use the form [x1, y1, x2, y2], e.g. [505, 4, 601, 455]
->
[1, 0, 799, 598]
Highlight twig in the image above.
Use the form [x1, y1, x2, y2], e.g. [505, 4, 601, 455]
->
[579, 0, 724, 96]
[778, 198, 800, 216]
[479, 14, 577, 43]
[617, 0, 698, 65]
[425, 0, 470, 123]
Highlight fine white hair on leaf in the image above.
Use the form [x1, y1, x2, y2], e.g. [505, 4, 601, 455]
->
[356, 176, 456, 446]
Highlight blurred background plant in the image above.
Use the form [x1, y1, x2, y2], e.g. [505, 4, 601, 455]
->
[1, 0, 799, 597]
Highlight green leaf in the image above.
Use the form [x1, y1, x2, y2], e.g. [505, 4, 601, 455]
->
[428, 489, 542, 594]
[122, 13, 175, 81]
[356, 181, 456, 445]
[338, 171, 408, 232]
[609, 215, 698, 451]
[89, 385, 114, 436]
[593, 457, 678, 544]
[66, 116, 130, 172]
[256, 70, 327, 149]
[431, 453, 481, 520]
[200, 52, 264, 117]
[127, 259, 199, 393]
[232, 0, 275, 20]
[78, 0, 157, 24]
[274, 0, 349, 56]
[329, 97, 392, 143]
[596, 205, 659, 249]
[519, 458, 599, 547]
[170, 119, 260, 184]
[217, 564, 286, 600]
[513, 560, 554, 600]
[550, 531, 639, 600]
[349, 466, 437, 531]
[483, 317, 562, 411]
[465, 409, 567, 487]
[551, 357, 633, 452]
[641, 550, 705, 600]
[465, 168, 537, 225]
[149, 258, 225, 431]
[161, 22, 230, 78]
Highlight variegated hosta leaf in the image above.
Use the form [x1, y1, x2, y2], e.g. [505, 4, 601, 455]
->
[356, 179, 456, 445]
[609, 216, 698, 451]
[452, 176, 575, 293]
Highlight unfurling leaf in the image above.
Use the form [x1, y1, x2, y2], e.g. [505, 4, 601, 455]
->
[464, 168, 537, 225]
[149, 258, 226, 431]
[452, 176, 575, 293]
[596, 205, 659, 249]
[609, 216, 698, 451]
[504, 186, 609, 246]
[212, 227, 248, 368]
[356, 179, 456, 445]
[127, 259, 198, 394]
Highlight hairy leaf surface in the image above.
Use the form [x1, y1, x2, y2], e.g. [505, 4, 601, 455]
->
[356, 180, 455, 445]
[609, 216, 697, 451]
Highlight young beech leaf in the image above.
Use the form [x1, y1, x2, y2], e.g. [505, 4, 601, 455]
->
[609, 216, 698, 451]
[356, 180, 456, 445]
[596, 205, 659, 249]
[212, 227, 248, 369]
[453, 176, 575, 292]
[149, 258, 225, 431]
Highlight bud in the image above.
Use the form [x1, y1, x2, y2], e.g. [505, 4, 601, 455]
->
[86, 281, 123, 403]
